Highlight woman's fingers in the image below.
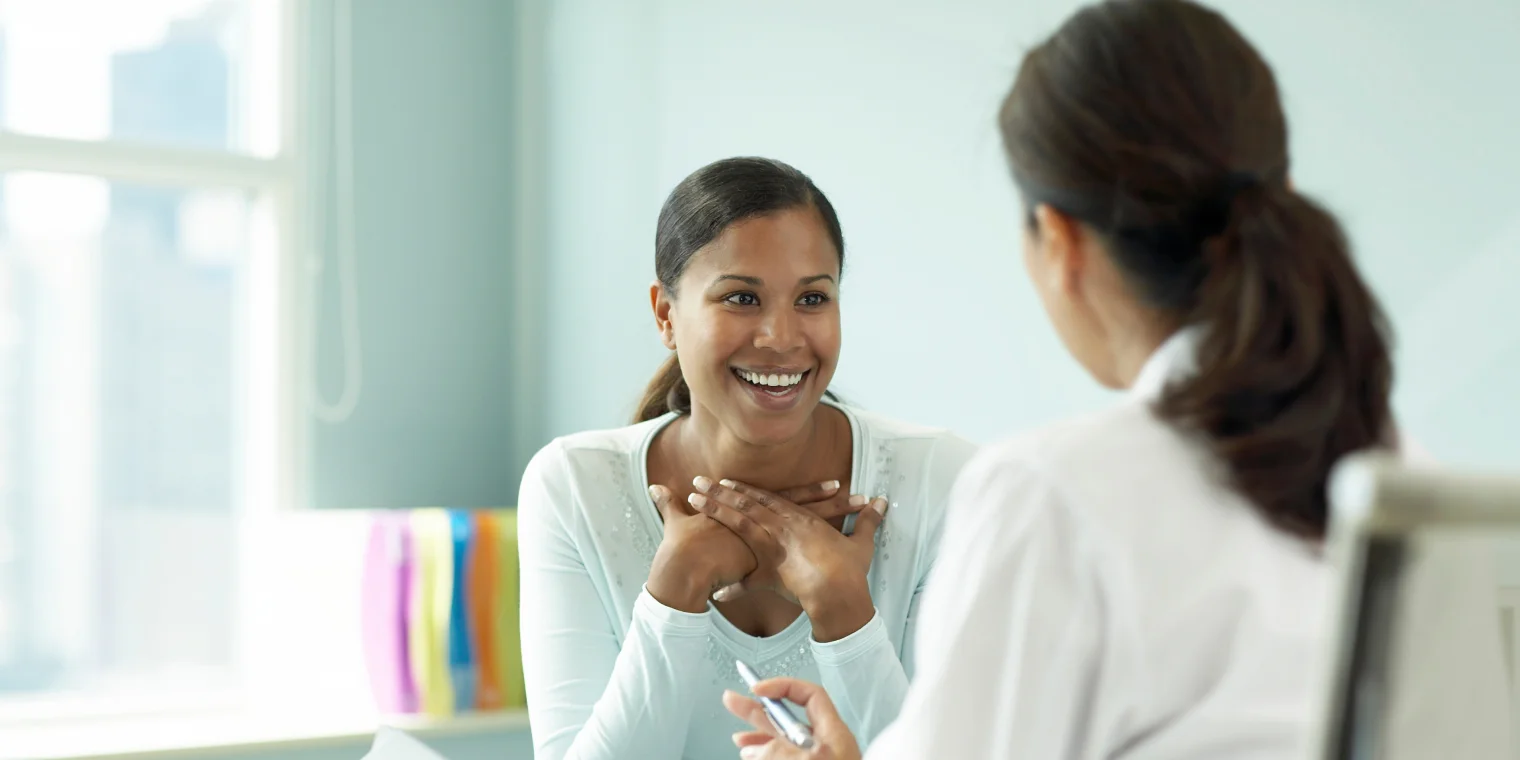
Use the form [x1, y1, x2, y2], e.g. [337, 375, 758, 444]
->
[718, 479, 798, 517]
[712, 580, 746, 602]
[647, 485, 693, 523]
[847, 497, 888, 552]
[688, 482, 778, 548]
[774, 480, 840, 506]
[692, 477, 785, 531]
[810, 493, 870, 521]
[737, 478, 868, 522]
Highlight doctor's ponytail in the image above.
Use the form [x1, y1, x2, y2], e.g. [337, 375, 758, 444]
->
[999, 0, 1393, 538]
[1159, 180, 1393, 536]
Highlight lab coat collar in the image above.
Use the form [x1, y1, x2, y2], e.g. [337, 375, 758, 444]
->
[1128, 325, 1205, 401]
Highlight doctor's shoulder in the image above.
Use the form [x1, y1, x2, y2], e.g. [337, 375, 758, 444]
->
[944, 401, 1188, 522]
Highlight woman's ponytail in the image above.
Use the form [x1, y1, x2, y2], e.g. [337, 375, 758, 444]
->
[634, 353, 692, 423]
[1157, 183, 1393, 536]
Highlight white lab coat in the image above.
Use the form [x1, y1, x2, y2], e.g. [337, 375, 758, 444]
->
[865, 329, 1512, 759]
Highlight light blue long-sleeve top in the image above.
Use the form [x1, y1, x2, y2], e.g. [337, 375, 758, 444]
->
[517, 400, 977, 760]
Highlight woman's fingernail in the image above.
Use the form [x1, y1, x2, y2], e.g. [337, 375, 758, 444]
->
[873, 497, 889, 515]
[648, 485, 662, 500]
[823, 480, 840, 491]
[849, 494, 868, 508]
[692, 476, 712, 493]
[688, 493, 708, 509]
[740, 747, 762, 760]
[719, 478, 736, 488]
[713, 583, 740, 602]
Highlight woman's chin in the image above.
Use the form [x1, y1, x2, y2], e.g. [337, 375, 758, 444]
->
[727, 396, 819, 446]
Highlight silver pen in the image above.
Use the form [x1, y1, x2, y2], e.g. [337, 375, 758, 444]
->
[735, 659, 815, 749]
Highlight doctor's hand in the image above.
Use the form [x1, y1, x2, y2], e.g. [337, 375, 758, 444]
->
[691, 478, 887, 641]
[723, 678, 861, 760]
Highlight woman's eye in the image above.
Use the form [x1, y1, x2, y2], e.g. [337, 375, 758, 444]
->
[798, 292, 831, 307]
[724, 292, 759, 307]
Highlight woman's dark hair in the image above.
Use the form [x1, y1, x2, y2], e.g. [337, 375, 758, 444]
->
[999, 0, 1393, 538]
[634, 157, 845, 423]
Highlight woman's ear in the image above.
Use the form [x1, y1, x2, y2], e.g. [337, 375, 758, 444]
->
[650, 282, 677, 350]
[1032, 204, 1087, 296]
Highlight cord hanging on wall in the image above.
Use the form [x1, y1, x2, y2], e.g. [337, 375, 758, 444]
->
[310, 0, 364, 424]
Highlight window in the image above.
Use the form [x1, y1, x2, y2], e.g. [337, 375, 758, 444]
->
[0, 0, 290, 721]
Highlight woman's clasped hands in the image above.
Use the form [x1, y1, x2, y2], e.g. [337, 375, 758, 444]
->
[646, 477, 888, 642]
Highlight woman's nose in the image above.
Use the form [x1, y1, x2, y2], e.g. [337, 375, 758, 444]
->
[754, 309, 804, 352]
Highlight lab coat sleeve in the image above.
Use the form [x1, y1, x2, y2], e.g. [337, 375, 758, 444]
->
[866, 453, 1119, 760]
[517, 444, 713, 760]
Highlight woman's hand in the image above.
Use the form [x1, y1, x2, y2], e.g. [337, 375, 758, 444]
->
[645, 481, 868, 614]
[709, 480, 873, 606]
[691, 478, 887, 641]
[646, 484, 758, 613]
[723, 678, 861, 760]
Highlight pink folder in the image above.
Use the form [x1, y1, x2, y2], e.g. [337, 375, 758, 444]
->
[361, 513, 418, 714]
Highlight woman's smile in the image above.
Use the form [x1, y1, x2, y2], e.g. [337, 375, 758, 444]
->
[731, 366, 813, 411]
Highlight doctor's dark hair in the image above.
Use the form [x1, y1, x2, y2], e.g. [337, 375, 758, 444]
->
[999, 0, 1393, 538]
[634, 157, 845, 423]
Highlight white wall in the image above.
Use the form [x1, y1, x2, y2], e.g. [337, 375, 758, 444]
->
[534, 0, 1520, 468]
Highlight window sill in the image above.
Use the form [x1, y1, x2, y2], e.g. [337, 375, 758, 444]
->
[1, 709, 530, 760]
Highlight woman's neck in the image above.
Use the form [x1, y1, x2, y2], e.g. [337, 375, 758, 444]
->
[667, 404, 847, 492]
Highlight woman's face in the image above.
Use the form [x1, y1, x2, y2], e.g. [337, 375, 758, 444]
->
[653, 206, 842, 445]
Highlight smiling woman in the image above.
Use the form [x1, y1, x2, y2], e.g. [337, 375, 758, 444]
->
[516, 157, 978, 760]
[635, 158, 845, 428]
[651, 207, 842, 439]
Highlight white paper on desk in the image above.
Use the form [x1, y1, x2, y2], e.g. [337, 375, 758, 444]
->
[363, 727, 449, 760]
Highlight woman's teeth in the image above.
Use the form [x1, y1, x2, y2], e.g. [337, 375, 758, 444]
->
[735, 369, 805, 388]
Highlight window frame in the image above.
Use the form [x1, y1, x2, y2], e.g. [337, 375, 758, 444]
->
[0, 0, 308, 726]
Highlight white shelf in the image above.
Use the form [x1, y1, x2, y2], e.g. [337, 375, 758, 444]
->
[385, 710, 532, 738]
[2, 709, 530, 760]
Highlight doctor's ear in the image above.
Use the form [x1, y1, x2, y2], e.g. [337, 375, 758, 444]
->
[650, 282, 677, 350]
[1031, 204, 1088, 295]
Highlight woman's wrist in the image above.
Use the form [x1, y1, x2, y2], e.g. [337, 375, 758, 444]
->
[803, 574, 874, 642]
[648, 554, 713, 613]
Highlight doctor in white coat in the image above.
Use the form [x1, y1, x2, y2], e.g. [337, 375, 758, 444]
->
[723, 1, 1513, 758]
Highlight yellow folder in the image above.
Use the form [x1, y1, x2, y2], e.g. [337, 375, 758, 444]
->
[407, 509, 455, 717]
[496, 510, 525, 708]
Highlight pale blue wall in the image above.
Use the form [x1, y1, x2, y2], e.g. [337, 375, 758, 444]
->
[306, 0, 521, 509]
[534, 0, 1520, 470]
